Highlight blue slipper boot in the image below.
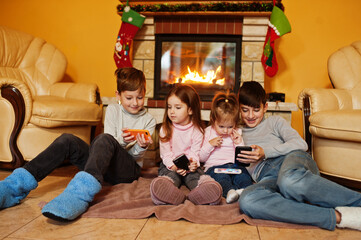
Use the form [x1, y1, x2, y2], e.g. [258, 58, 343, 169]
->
[42, 171, 101, 221]
[0, 168, 38, 209]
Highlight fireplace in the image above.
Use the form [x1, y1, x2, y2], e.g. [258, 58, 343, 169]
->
[104, 1, 298, 125]
[154, 34, 241, 101]
[119, 2, 273, 113]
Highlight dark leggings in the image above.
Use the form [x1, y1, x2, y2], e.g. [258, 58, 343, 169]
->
[158, 162, 204, 190]
[23, 133, 141, 185]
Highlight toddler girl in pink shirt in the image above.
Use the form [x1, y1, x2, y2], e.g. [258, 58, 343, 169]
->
[200, 92, 253, 203]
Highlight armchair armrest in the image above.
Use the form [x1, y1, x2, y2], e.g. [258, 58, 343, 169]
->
[298, 87, 354, 155]
[298, 88, 353, 113]
[0, 78, 33, 126]
[0, 78, 33, 168]
[49, 82, 101, 104]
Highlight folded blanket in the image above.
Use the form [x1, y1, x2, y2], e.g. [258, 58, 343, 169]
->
[80, 171, 316, 229]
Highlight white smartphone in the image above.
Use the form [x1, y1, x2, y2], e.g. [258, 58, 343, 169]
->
[214, 168, 242, 174]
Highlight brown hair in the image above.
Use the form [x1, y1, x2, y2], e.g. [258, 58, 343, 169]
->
[209, 91, 239, 127]
[160, 84, 204, 142]
[238, 81, 266, 108]
[114, 67, 146, 94]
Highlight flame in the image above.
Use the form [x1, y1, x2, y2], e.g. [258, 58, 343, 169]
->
[176, 66, 225, 85]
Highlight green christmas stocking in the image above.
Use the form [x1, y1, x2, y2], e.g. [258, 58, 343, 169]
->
[114, 6, 145, 68]
[261, 6, 291, 77]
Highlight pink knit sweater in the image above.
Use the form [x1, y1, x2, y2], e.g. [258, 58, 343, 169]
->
[199, 126, 244, 171]
[159, 122, 204, 169]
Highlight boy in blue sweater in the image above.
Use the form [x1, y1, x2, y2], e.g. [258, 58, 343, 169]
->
[237, 81, 361, 231]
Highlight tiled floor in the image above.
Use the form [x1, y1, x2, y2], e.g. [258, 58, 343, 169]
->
[0, 165, 361, 240]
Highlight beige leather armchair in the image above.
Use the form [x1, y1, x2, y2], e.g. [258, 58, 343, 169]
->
[298, 41, 361, 187]
[0, 26, 102, 169]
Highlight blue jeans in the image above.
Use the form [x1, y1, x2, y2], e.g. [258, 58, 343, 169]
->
[206, 163, 252, 197]
[238, 150, 361, 230]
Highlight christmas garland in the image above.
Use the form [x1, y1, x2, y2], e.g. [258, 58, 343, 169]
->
[117, 2, 284, 14]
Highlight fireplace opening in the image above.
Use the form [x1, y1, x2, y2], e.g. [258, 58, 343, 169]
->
[154, 34, 242, 101]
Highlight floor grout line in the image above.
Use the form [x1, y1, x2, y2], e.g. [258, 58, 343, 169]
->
[2, 214, 43, 240]
[135, 217, 150, 239]
[256, 226, 261, 240]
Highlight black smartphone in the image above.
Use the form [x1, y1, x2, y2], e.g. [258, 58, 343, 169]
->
[235, 146, 252, 167]
[173, 154, 189, 170]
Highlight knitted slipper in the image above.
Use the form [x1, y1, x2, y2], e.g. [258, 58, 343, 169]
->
[42, 171, 101, 221]
[0, 168, 38, 209]
[187, 175, 222, 205]
[150, 176, 186, 205]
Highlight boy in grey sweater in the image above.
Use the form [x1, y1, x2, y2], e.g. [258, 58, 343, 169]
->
[0, 68, 156, 221]
[236, 81, 361, 231]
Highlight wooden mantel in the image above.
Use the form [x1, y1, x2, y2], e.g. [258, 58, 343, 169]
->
[119, 0, 278, 17]
[122, 0, 276, 4]
[129, 12, 270, 17]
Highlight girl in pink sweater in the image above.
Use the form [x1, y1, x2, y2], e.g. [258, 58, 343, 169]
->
[200, 92, 253, 203]
[150, 84, 222, 205]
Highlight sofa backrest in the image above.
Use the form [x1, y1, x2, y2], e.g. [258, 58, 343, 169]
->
[0, 25, 67, 97]
[328, 40, 361, 108]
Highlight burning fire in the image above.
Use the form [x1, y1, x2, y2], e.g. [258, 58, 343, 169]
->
[176, 66, 225, 85]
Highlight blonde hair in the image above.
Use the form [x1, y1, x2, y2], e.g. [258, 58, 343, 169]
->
[160, 84, 204, 142]
[209, 91, 239, 127]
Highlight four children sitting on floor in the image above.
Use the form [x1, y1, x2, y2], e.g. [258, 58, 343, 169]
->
[0, 68, 360, 232]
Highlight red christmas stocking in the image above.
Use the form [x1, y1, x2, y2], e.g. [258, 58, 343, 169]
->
[114, 6, 145, 68]
[262, 27, 280, 77]
[261, 6, 291, 77]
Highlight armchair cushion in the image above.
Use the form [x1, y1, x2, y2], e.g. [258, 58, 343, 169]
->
[49, 82, 99, 102]
[309, 110, 361, 142]
[32, 96, 101, 128]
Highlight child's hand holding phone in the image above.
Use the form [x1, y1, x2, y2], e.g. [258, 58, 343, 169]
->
[235, 145, 266, 166]
[136, 132, 153, 148]
[122, 128, 134, 143]
[176, 168, 187, 176]
[188, 158, 198, 172]
[173, 154, 194, 175]
[122, 129, 151, 146]
[235, 146, 253, 167]
[123, 129, 151, 140]
[173, 154, 189, 170]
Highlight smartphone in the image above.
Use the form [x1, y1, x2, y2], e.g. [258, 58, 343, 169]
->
[214, 168, 242, 174]
[235, 146, 252, 167]
[124, 129, 151, 140]
[173, 154, 189, 170]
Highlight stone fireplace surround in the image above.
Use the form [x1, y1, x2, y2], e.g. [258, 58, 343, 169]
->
[102, 1, 297, 124]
